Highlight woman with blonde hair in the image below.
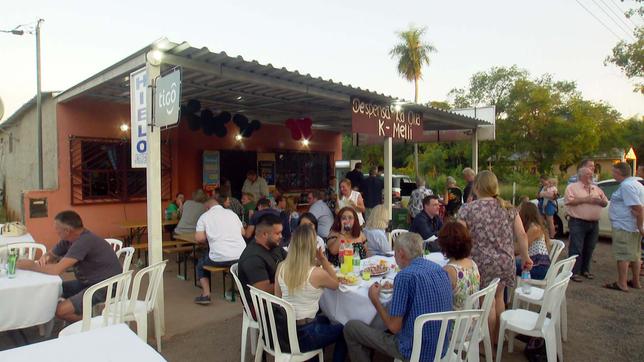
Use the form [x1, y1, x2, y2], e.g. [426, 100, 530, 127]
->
[457, 170, 533, 345]
[363, 204, 392, 256]
[276, 224, 346, 361]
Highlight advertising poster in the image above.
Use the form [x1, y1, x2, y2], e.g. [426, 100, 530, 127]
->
[203, 151, 220, 193]
[258, 160, 275, 186]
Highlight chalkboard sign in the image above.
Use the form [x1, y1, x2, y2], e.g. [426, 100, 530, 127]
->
[275, 151, 330, 191]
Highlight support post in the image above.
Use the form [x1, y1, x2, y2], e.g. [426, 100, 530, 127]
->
[384, 137, 393, 220]
[35, 19, 43, 189]
[145, 59, 164, 334]
[413, 143, 419, 178]
[471, 128, 479, 172]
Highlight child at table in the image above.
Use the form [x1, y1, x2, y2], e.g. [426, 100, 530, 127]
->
[437, 221, 480, 310]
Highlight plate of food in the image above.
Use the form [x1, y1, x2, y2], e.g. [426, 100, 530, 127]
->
[363, 263, 390, 276]
[337, 273, 360, 286]
[380, 279, 394, 294]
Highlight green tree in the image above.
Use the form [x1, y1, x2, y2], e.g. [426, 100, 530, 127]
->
[605, 1, 644, 93]
[389, 26, 437, 102]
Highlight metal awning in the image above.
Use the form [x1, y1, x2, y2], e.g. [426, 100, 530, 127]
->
[56, 38, 489, 132]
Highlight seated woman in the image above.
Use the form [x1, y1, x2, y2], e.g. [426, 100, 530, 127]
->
[298, 212, 326, 251]
[173, 189, 208, 236]
[326, 207, 368, 266]
[517, 201, 552, 280]
[275, 224, 346, 362]
[438, 221, 480, 310]
[363, 204, 392, 256]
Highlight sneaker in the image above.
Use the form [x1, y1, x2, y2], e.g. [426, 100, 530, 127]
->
[224, 291, 234, 301]
[194, 295, 211, 305]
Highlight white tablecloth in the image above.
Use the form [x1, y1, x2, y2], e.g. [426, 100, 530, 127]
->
[0, 324, 167, 361]
[0, 270, 62, 332]
[0, 232, 36, 248]
[319, 253, 448, 325]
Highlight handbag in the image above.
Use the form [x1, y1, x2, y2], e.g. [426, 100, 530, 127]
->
[1, 222, 27, 237]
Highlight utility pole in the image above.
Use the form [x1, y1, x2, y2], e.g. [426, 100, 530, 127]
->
[36, 19, 44, 189]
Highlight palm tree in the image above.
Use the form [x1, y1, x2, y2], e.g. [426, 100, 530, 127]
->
[389, 25, 437, 177]
[389, 26, 437, 103]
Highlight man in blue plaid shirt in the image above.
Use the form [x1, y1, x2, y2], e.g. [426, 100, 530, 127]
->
[344, 232, 453, 361]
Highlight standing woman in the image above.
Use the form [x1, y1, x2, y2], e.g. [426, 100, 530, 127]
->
[443, 176, 463, 219]
[326, 207, 368, 266]
[275, 224, 347, 361]
[517, 202, 552, 280]
[336, 179, 365, 226]
[457, 170, 532, 345]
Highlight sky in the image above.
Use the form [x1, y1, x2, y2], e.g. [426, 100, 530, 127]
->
[1, 0, 643, 121]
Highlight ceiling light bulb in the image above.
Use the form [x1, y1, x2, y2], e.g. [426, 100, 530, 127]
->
[147, 50, 164, 66]
[302, 139, 309, 146]
[235, 134, 243, 141]
[120, 124, 130, 132]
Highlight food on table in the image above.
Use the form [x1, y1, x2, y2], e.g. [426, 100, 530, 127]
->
[382, 280, 394, 290]
[337, 273, 360, 286]
[363, 264, 389, 276]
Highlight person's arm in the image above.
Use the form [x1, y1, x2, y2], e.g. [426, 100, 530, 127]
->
[513, 214, 533, 270]
[443, 265, 457, 289]
[369, 283, 403, 333]
[36, 250, 61, 267]
[311, 248, 339, 290]
[442, 189, 449, 206]
[354, 194, 366, 213]
[194, 231, 207, 244]
[327, 233, 340, 256]
[274, 264, 283, 297]
[526, 224, 543, 247]
[630, 205, 644, 236]
[412, 216, 432, 240]
[195, 214, 207, 244]
[17, 257, 77, 276]
[593, 188, 608, 208]
[564, 185, 588, 206]
[245, 225, 256, 239]
[260, 179, 268, 198]
[242, 256, 275, 294]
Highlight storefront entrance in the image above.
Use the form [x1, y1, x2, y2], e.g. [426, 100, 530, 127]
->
[220, 150, 257, 199]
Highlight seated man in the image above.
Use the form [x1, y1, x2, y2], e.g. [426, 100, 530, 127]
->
[194, 195, 246, 304]
[307, 190, 334, 238]
[16, 210, 122, 322]
[344, 232, 453, 361]
[409, 195, 443, 251]
[244, 197, 280, 239]
[238, 214, 287, 312]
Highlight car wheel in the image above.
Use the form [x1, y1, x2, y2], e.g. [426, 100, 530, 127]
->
[554, 215, 565, 238]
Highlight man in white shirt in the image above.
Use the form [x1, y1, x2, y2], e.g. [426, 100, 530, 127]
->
[194, 195, 246, 304]
[307, 190, 334, 238]
[241, 169, 269, 201]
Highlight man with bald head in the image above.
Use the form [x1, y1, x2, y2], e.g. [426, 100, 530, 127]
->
[564, 166, 608, 282]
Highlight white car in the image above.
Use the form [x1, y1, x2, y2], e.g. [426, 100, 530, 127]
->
[537, 177, 644, 238]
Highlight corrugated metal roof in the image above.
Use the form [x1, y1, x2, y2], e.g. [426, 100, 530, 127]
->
[55, 38, 489, 132]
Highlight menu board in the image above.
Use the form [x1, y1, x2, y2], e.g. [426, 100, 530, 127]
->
[203, 151, 220, 190]
[258, 160, 276, 186]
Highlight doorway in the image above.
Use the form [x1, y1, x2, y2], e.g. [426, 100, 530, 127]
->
[220, 150, 257, 199]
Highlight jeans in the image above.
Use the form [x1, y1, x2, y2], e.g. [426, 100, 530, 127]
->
[568, 217, 599, 275]
[297, 315, 347, 362]
[196, 255, 236, 280]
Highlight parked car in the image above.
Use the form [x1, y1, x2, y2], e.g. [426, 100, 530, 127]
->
[533, 177, 644, 238]
[363, 174, 414, 204]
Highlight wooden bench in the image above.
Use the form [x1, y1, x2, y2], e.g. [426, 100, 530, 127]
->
[132, 241, 193, 269]
[203, 265, 235, 302]
[163, 245, 196, 281]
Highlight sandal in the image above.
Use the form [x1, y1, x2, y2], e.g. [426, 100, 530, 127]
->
[582, 272, 595, 280]
[626, 280, 641, 289]
[603, 282, 628, 292]
[570, 275, 583, 283]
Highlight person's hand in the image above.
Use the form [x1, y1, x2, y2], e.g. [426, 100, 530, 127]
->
[16, 259, 35, 270]
[639, 226, 644, 237]
[248, 210, 254, 218]
[36, 255, 48, 267]
[368, 283, 381, 304]
[316, 247, 328, 264]
[522, 256, 534, 271]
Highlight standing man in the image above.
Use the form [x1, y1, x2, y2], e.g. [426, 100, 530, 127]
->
[307, 190, 334, 238]
[325, 175, 338, 213]
[242, 169, 268, 201]
[343, 232, 452, 361]
[362, 166, 384, 219]
[408, 177, 433, 221]
[346, 162, 364, 192]
[564, 167, 608, 282]
[605, 162, 644, 292]
[17, 211, 122, 322]
[462, 167, 476, 203]
[568, 159, 595, 184]
[409, 195, 443, 247]
[238, 214, 287, 310]
[193, 195, 246, 304]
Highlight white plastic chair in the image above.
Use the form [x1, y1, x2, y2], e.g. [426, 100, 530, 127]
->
[463, 278, 499, 362]
[230, 263, 259, 362]
[105, 238, 123, 252]
[248, 285, 324, 362]
[116, 247, 135, 272]
[526, 239, 566, 288]
[121, 260, 168, 351]
[59, 271, 133, 337]
[6, 242, 47, 260]
[390, 229, 407, 248]
[513, 255, 577, 342]
[395, 309, 484, 362]
[497, 272, 572, 362]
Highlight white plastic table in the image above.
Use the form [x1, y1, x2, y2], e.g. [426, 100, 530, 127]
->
[0, 270, 62, 332]
[319, 253, 448, 325]
[0, 324, 167, 361]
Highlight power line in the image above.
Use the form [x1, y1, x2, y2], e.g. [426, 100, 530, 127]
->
[574, 0, 625, 41]
[599, 0, 637, 35]
[608, 0, 643, 27]
[591, 0, 636, 40]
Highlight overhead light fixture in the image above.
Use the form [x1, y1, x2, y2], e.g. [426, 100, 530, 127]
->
[120, 123, 130, 132]
[394, 103, 402, 112]
[235, 134, 243, 141]
[302, 139, 310, 146]
[235, 96, 243, 101]
[146, 50, 164, 66]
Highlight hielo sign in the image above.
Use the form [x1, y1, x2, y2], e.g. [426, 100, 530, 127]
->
[350, 97, 423, 141]
[129, 68, 148, 168]
[155, 68, 182, 128]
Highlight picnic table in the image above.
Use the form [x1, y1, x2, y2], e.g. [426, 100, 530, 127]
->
[117, 218, 178, 246]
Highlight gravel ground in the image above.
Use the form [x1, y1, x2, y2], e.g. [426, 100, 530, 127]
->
[3, 239, 643, 361]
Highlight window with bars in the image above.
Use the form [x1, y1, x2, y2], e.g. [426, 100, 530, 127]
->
[275, 151, 331, 191]
[70, 137, 171, 205]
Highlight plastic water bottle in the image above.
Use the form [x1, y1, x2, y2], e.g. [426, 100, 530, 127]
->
[353, 245, 361, 270]
[521, 269, 531, 294]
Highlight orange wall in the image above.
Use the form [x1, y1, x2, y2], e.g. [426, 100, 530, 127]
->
[23, 98, 342, 249]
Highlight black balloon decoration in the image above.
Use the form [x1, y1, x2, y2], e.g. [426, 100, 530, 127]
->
[186, 99, 201, 114]
[233, 114, 261, 138]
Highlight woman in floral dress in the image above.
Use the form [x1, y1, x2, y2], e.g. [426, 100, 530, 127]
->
[457, 170, 533, 346]
[438, 221, 480, 310]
